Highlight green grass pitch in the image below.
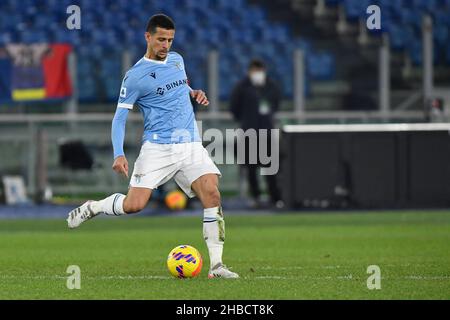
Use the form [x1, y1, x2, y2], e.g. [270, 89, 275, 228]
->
[0, 210, 449, 299]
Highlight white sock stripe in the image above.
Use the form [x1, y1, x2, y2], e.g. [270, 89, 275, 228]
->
[115, 194, 125, 215]
[112, 194, 119, 216]
[203, 206, 220, 219]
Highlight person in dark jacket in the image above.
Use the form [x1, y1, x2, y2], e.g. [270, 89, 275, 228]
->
[230, 59, 283, 209]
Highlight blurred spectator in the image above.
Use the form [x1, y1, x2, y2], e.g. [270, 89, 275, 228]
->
[230, 59, 283, 209]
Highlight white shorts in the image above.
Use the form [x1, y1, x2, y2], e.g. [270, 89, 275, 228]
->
[129, 141, 221, 198]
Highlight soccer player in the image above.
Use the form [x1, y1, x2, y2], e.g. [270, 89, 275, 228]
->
[67, 14, 239, 279]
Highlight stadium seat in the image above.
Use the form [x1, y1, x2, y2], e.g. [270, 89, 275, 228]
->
[389, 24, 414, 51]
[306, 52, 336, 81]
[343, 0, 372, 21]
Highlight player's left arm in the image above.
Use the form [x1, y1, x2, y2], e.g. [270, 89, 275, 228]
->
[178, 52, 209, 106]
[189, 87, 209, 106]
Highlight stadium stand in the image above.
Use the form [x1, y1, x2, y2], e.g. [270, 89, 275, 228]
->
[325, 0, 450, 66]
[0, 0, 449, 107]
[0, 0, 338, 103]
[256, 0, 450, 110]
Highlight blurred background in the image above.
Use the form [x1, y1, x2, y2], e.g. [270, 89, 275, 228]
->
[0, 0, 450, 214]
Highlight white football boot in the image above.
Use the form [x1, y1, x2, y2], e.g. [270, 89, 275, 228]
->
[67, 200, 97, 229]
[208, 263, 239, 279]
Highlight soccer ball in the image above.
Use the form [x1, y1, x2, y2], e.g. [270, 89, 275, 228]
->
[167, 245, 203, 278]
[165, 190, 187, 210]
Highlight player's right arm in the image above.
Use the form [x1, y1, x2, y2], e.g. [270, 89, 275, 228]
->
[111, 73, 140, 178]
[112, 108, 130, 177]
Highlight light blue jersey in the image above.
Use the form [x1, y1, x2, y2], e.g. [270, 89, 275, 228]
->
[111, 51, 201, 158]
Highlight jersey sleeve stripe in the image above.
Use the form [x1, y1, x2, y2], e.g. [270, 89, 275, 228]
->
[117, 103, 133, 109]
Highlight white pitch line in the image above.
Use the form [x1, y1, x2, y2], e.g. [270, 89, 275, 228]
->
[257, 266, 305, 270]
[404, 275, 450, 280]
[249, 276, 335, 280]
[95, 275, 171, 280]
[1, 274, 449, 281]
[0, 275, 172, 280]
[257, 265, 345, 270]
[0, 275, 66, 280]
[256, 264, 436, 271]
[249, 275, 450, 281]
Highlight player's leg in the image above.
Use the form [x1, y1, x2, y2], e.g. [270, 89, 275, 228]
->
[172, 142, 239, 278]
[190, 173, 239, 279]
[191, 173, 221, 207]
[122, 187, 153, 213]
[68, 141, 180, 229]
[91, 186, 152, 215]
[67, 187, 152, 228]
[191, 174, 223, 269]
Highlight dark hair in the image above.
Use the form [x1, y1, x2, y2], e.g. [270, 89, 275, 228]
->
[248, 58, 266, 70]
[146, 14, 175, 34]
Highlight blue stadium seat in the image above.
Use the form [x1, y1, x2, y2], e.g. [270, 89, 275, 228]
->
[306, 52, 336, 81]
[389, 24, 414, 51]
[17, 30, 48, 44]
[77, 75, 97, 102]
[0, 14, 22, 30]
[434, 24, 449, 48]
[399, 8, 422, 30]
[210, 0, 245, 10]
[0, 32, 14, 45]
[343, 0, 372, 21]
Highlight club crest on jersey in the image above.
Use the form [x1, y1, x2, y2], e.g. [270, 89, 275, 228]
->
[175, 62, 184, 71]
[120, 87, 127, 98]
[134, 173, 145, 184]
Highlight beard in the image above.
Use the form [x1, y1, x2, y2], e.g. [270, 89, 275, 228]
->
[156, 51, 168, 60]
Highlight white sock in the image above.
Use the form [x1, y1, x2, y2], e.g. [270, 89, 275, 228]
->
[203, 206, 224, 269]
[90, 193, 126, 216]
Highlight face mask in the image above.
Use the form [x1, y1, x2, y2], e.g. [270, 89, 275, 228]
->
[250, 71, 266, 86]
